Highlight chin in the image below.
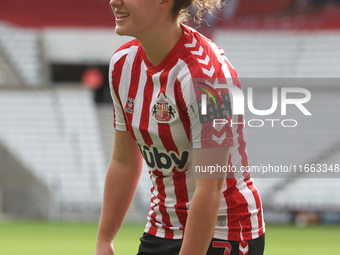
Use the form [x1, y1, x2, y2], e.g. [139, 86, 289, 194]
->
[115, 25, 133, 37]
[115, 28, 126, 36]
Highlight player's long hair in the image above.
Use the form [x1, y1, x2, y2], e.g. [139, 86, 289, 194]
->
[172, 0, 226, 23]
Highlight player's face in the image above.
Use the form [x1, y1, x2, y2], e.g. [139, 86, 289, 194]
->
[110, 0, 163, 38]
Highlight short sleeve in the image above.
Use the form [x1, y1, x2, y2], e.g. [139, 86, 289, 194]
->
[181, 76, 234, 149]
[109, 59, 128, 131]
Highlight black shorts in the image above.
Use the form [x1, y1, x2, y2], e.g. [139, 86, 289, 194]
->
[137, 232, 265, 255]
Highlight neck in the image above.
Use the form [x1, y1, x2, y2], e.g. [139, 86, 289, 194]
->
[137, 22, 183, 66]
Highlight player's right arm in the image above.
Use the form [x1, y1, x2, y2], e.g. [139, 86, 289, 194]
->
[94, 129, 144, 255]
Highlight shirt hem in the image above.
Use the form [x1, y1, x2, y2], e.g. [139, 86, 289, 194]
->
[144, 225, 266, 241]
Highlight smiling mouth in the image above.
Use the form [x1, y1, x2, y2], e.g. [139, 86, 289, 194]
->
[115, 13, 130, 20]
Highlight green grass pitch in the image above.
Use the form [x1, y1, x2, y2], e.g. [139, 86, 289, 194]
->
[0, 221, 339, 254]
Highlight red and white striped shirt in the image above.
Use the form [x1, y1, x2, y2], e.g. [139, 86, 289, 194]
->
[109, 24, 265, 241]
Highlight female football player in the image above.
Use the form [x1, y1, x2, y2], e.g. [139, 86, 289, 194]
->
[94, 0, 265, 254]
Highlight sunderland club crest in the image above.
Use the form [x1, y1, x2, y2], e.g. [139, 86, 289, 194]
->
[151, 93, 177, 123]
[125, 97, 134, 114]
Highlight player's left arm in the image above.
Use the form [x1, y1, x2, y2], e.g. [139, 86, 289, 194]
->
[179, 146, 230, 255]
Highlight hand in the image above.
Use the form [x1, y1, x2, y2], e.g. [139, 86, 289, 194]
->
[94, 240, 114, 255]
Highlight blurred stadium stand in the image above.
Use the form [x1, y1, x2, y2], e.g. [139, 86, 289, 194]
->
[0, 0, 114, 28]
[0, 0, 340, 224]
[0, 88, 106, 220]
[214, 31, 340, 78]
[0, 22, 47, 87]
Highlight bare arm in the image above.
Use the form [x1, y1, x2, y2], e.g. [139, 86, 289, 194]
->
[95, 130, 144, 255]
[179, 146, 230, 255]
